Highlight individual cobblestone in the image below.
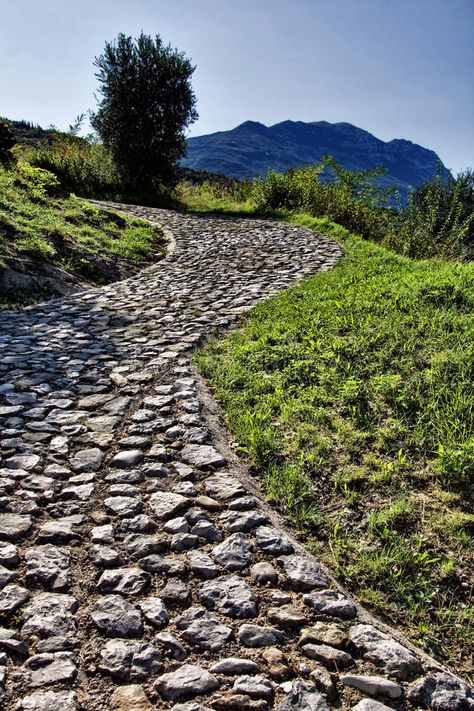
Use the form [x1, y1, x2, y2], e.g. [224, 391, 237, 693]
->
[0, 204, 470, 709]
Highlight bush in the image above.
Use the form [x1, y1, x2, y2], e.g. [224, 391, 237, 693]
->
[385, 166, 474, 259]
[0, 121, 16, 162]
[14, 162, 60, 200]
[252, 158, 395, 240]
[26, 134, 122, 199]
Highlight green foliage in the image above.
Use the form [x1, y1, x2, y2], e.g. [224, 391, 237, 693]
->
[14, 161, 60, 200]
[0, 162, 164, 305]
[177, 179, 256, 214]
[26, 133, 122, 199]
[198, 216, 474, 675]
[385, 165, 474, 259]
[91, 32, 198, 190]
[0, 121, 16, 162]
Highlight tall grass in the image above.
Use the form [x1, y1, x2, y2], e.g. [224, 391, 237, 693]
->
[25, 134, 122, 199]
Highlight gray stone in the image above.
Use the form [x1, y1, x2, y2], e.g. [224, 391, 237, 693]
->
[69, 447, 103, 472]
[299, 622, 347, 648]
[25, 545, 71, 590]
[349, 624, 422, 680]
[99, 639, 161, 680]
[229, 496, 259, 511]
[37, 516, 83, 543]
[160, 579, 190, 606]
[268, 605, 307, 629]
[98, 567, 150, 596]
[139, 597, 169, 629]
[190, 520, 222, 542]
[277, 681, 330, 711]
[5, 454, 40, 470]
[303, 589, 357, 619]
[124, 533, 168, 559]
[198, 575, 258, 618]
[255, 526, 294, 556]
[155, 632, 187, 661]
[60, 482, 95, 500]
[351, 701, 393, 711]
[301, 643, 354, 669]
[0, 513, 33, 541]
[90, 545, 124, 567]
[22, 593, 78, 638]
[22, 652, 76, 688]
[178, 608, 233, 651]
[171, 533, 200, 551]
[250, 562, 279, 586]
[210, 696, 267, 711]
[0, 563, 16, 587]
[204, 473, 245, 500]
[149, 491, 190, 520]
[112, 450, 144, 469]
[105, 496, 144, 518]
[220, 509, 268, 533]
[91, 524, 115, 543]
[181, 444, 225, 469]
[212, 532, 254, 570]
[156, 664, 219, 701]
[0, 625, 28, 655]
[341, 674, 402, 699]
[164, 516, 190, 534]
[16, 690, 77, 711]
[277, 555, 328, 591]
[233, 675, 274, 700]
[90, 595, 143, 638]
[407, 672, 474, 711]
[0, 583, 30, 613]
[210, 658, 260, 675]
[187, 551, 218, 579]
[238, 624, 284, 647]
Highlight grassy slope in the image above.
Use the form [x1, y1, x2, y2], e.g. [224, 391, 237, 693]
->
[197, 214, 474, 679]
[0, 163, 164, 308]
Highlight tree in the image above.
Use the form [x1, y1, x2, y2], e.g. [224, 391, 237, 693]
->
[91, 33, 198, 190]
[0, 121, 16, 163]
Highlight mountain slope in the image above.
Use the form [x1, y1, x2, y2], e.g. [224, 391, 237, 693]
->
[183, 120, 451, 195]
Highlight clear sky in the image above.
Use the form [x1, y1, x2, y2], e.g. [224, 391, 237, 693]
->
[1, 0, 472, 174]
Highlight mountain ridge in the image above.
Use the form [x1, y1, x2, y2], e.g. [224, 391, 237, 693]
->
[182, 119, 451, 197]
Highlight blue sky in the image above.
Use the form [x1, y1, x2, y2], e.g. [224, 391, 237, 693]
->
[1, 0, 472, 173]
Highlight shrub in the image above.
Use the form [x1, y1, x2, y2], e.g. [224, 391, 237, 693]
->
[385, 166, 474, 259]
[0, 121, 16, 162]
[252, 158, 395, 240]
[26, 134, 121, 198]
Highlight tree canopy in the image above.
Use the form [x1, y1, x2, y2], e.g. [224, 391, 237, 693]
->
[91, 32, 198, 191]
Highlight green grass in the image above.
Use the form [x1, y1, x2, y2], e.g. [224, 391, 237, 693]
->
[0, 162, 165, 308]
[197, 214, 474, 680]
[176, 180, 257, 214]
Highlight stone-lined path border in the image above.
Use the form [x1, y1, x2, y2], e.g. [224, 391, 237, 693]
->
[0, 204, 472, 711]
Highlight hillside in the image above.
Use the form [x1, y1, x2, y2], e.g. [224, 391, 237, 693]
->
[183, 120, 451, 197]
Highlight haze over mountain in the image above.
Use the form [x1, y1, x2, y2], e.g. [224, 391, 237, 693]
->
[183, 120, 451, 196]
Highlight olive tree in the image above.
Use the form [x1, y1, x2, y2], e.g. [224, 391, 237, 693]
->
[91, 32, 198, 190]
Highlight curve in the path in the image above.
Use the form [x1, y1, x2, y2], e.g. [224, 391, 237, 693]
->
[0, 205, 471, 711]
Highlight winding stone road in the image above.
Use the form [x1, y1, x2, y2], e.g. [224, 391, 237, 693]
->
[0, 205, 472, 710]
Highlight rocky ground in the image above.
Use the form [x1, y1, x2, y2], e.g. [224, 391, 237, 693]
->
[0, 204, 472, 711]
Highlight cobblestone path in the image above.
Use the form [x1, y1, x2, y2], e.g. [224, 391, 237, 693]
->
[0, 205, 472, 711]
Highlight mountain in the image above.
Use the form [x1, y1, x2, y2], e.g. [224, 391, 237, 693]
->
[182, 120, 451, 197]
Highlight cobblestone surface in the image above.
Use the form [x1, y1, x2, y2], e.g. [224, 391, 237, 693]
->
[0, 204, 472, 710]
